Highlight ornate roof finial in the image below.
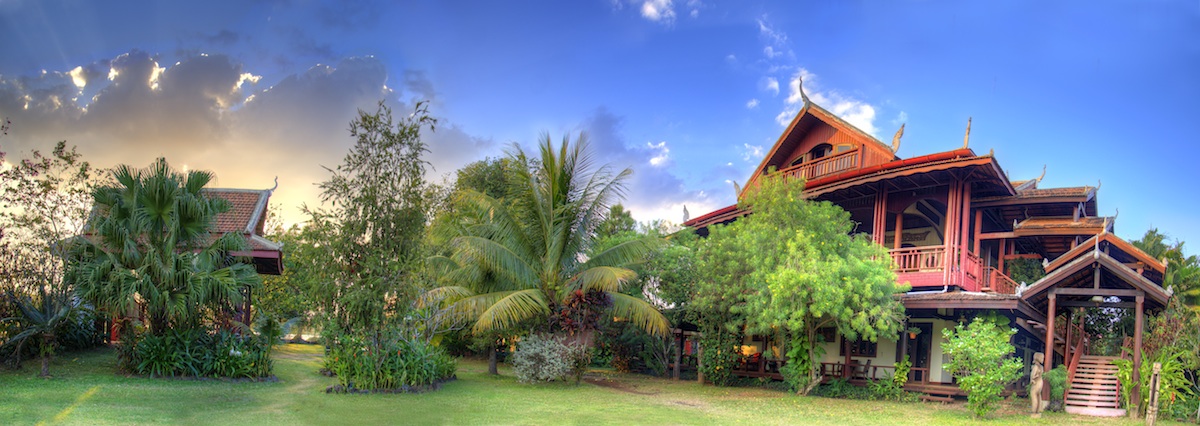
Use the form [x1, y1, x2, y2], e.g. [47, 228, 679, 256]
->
[682, 205, 690, 223]
[962, 117, 972, 149]
[891, 123, 905, 153]
[797, 75, 811, 105]
[732, 180, 742, 198]
[268, 176, 279, 194]
[1096, 179, 1102, 192]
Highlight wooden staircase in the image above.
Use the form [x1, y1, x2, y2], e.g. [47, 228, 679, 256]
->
[1064, 355, 1126, 417]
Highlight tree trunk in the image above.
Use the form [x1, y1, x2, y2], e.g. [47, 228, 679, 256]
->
[40, 354, 50, 378]
[39, 332, 54, 378]
[488, 342, 499, 375]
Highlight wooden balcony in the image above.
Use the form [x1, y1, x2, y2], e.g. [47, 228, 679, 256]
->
[777, 148, 860, 181]
[887, 244, 1017, 294]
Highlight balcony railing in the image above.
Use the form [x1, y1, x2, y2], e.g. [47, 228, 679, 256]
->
[887, 244, 1018, 294]
[890, 245, 946, 273]
[777, 148, 860, 181]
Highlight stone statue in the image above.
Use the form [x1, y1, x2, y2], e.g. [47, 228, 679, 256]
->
[1030, 352, 1045, 415]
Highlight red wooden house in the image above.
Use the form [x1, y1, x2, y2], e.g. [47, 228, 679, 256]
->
[684, 96, 1169, 416]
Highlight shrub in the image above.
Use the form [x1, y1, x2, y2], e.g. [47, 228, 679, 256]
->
[812, 377, 873, 400]
[941, 317, 1023, 419]
[128, 328, 273, 379]
[511, 333, 589, 384]
[1043, 364, 1068, 401]
[324, 332, 456, 392]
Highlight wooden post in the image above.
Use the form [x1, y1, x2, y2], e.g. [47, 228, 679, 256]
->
[1147, 362, 1162, 426]
[973, 210, 983, 255]
[697, 340, 704, 384]
[1043, 293, 1057, 402]
[944, 182, 958, 285]
[843, 337, 853, 379]
[998, 238, 1007, 276]
[959, 183, 972, 288]
[893, 209, 903, 249]
[1133, 295, 1145, 417]
[1064, 309, 1073, 370]
[674, 331, 682, 380]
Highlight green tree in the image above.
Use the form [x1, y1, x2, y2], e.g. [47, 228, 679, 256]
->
[1133, 229, 1200, 310]
[941, 316, 1023, 419]
[75, 158, 260, 337]
[427, 133, 669, 344]
[692, 173, 907, 393]
[0, 141, 97, 376]
[305, 101, 437, 336]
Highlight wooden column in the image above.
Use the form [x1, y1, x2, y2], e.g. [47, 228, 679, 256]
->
[1043, 293, 1057, 402]
[943, 182, 959, 285]
[998, 238, 1007, 276]
[843, 337, 853, 378]
[893, 209, 904, 249]
[973, 210, 983, 256]
[873, 189, 888, 245]
[674, 331, 682, 380]
[1133, 295, 1145, 414]
[959, 183, 972, 288]
[1064, 309, 1073, 369]
[697, 341, 704, 384]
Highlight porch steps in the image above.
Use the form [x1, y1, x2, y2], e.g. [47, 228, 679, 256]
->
[919, 394, 954, 404]
[1064, 355, 1125, 417]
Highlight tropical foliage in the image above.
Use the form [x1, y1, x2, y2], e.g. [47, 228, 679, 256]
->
[0, 140, 104, 376]
[941, 316, 1023, 419]
[74, 158, 261, 336]
[127, 328, 273, 378]
[427, 133, 669, 345]
[324, 328, 456, 392]
[691, 173, 907, 394]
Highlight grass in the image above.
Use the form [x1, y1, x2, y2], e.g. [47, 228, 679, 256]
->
[0, 344, 1181, 425]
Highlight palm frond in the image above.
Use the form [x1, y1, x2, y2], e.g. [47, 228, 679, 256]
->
[583, 236, 665, 269]
[566, 266, 636, 294]
[608, 292, 671, 337]
[472, 289, 548, 334]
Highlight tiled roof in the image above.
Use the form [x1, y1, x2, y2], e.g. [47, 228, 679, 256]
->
[204, 189, 270, 235]
[902, 291, 1019, 302]
[1014, 186, 1094, 199]
[1015, 216, 1110, 230]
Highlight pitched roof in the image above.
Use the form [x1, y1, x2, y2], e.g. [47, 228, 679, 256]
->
[205, 188, 272, 235]
[1015, 186, 1095, 199]
[1013, 216, 1112, 236]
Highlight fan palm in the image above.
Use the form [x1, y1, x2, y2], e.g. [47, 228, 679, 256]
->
[74, 158, 260, 335]
[1, 283, 80, 377]
[427, 133, 669, 339]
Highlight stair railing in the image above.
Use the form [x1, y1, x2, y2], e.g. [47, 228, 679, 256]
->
[1065, 319, 1089, 385]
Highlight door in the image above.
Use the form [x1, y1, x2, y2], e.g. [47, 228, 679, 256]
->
[906, 323, 933, 383]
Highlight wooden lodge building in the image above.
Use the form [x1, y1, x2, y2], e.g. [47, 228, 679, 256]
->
[682, 95, 1170, 416]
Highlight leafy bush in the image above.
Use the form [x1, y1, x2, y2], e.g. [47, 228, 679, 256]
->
[511, 333, 588, 384]
[129, 329, 273, 379]
[1114, 348, 1193, 416]
[324, 332, 456, 392]
[697, 327, 741, 387]
[1043, 364, 1068, 401]
[941, 317, 1023, 419]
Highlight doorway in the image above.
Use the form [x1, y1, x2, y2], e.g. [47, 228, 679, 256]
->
[905, 323, 933, 383]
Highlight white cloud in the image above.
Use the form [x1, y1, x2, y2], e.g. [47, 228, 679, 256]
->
[746, 98, 759, 109]
[640, 0, 675, 24]
[741, 143, 764, 162]
[646, 140, 670, 167]
[892, 111, 908, 126]
[686, 0, 703, 18]
[778, 68, 879, 135]
[761, 76, 779, 96]
[725, 54, 737, 65]
[763, 46, 782, 58]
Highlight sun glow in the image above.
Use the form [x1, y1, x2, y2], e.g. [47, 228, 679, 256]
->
[148, 62, 165, 90]
[69, 66, 87, 89]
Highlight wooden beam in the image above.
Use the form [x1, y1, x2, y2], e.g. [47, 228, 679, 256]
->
[1057, 300, 1136, 309]
[998, 238, 1007, 276]
[979, 231, 1016, 240]
[1050, 288, 1143, 297]
[1002, 253, 1042, 260]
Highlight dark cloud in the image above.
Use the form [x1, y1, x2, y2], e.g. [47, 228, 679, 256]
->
[403, 70, 437, 101]
[0, 49, 496, 226]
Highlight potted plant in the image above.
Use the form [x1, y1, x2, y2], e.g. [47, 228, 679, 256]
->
[907, 327, 922, 339]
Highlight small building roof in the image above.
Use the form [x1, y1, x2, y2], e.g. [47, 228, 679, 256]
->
[203, 188, 282, 275]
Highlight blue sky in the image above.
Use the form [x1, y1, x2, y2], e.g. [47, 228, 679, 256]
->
[1, 0, 1198, 252]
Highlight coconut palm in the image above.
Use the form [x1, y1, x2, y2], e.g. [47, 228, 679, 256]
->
[427, 133, 669, 340]
[74, 158, 260, 335]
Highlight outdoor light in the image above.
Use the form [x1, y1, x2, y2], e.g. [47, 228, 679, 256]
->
[1091, 295, 1104, 303]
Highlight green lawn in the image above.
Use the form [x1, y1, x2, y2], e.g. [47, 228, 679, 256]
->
[0, 344, 1178, 425]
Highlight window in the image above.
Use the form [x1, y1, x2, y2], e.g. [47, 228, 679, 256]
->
[835, 144, 854, 153]
[839, 337, 878, 357]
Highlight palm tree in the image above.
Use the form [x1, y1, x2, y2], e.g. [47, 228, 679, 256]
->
[74, 158, 260, 335]
[1, 283, 80, 377]
[427, 133, 668, 345]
